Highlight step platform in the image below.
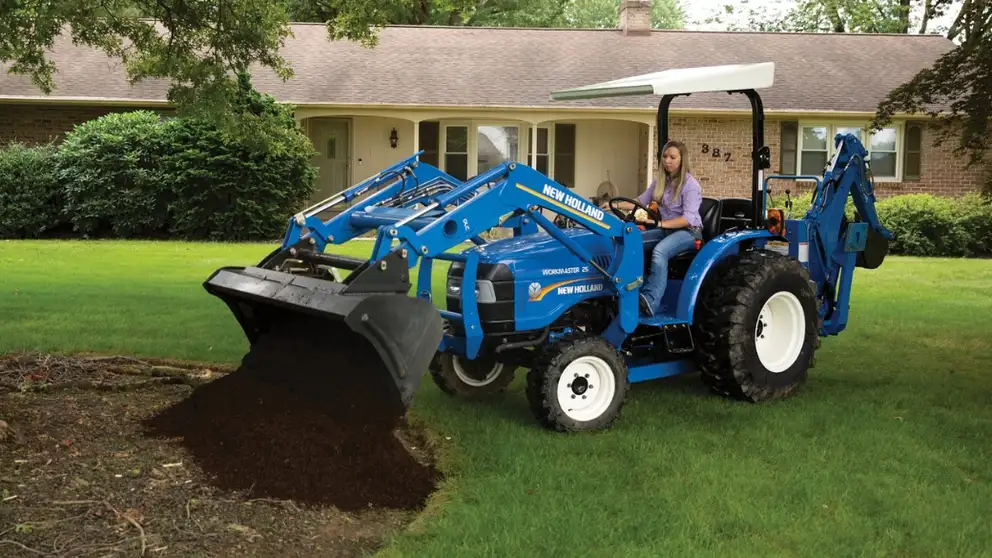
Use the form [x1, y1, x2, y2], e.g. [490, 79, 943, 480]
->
[637, 313, 695, 355]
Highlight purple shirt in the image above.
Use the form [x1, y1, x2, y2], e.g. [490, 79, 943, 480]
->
[637, 173, 703, 228]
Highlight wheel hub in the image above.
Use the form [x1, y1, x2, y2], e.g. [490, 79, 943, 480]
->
[556, 356, 615, 422]
[568, 375, 591, 396]
[754, 291, 806, 373]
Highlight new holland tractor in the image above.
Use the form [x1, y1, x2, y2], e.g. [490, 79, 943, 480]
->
[203, 62, 893, 432]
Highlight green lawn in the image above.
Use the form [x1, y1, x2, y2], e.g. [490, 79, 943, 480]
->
[3, 239, 992, 557]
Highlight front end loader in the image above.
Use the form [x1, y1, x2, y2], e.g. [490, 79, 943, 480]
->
[204, 62, 893, 432]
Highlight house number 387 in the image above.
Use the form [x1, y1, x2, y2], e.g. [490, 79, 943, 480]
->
[702, 144, 732, 162]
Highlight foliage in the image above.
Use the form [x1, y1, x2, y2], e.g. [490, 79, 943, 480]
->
[160, 84, 318, 241]
[772, 190, 992, 257]
[0, 142, 63, 238]
[287, 0, 685, 30]
[32, 90, 316, 242]
[55, 111, 173, 238]
[871, 13, 992, 177]
[0, 0, 301, 125]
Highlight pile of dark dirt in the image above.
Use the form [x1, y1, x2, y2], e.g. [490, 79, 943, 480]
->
[142, 319, 441, 512]
[1, 352, 427, 557]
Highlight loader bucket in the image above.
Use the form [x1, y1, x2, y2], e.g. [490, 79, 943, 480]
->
[202, 251, 444, 417]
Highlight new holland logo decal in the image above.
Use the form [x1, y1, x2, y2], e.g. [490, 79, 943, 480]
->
[528, 278, 604, 302]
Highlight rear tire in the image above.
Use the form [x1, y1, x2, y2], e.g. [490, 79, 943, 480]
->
[526, 334, 630, 432]
[694, 249, 819, 402]
[430, 353, 515, 397]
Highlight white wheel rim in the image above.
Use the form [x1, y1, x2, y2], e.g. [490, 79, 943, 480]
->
[452, 357, 504, 387]
[555, 356, 616, 422]
[755, 291, 806, 373]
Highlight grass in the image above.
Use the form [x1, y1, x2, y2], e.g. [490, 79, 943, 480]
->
[3, 239, 992, 557]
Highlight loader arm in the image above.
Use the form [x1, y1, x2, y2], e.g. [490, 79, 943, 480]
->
[797, 132, 894, 335]
[374, 162, 646, 358]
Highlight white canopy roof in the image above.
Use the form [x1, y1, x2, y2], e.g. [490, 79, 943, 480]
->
[549, 62, 775, 101]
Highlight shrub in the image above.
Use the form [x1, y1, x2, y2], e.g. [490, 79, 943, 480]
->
[768, 188, 992, 258]
[0, 142, 63, 238]
[55, 111, 172, 238]
[161, 97, 318, 241]
[954, 192, 992, 256]
[49, 83, 318, 242]
[872, 194, 971, 257]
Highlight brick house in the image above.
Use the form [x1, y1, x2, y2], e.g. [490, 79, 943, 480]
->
[0, 0, 982, 206]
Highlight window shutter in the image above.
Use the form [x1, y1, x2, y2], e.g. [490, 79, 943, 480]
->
[780, 121, 798, 175]
[903, 122, 923, 180]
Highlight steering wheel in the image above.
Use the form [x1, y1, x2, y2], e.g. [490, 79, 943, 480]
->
[608, 196, 661, 228]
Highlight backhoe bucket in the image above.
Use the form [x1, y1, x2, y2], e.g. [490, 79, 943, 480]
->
[202, 252, 443, 417]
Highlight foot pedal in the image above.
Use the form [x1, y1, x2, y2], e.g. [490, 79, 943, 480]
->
[662, 323, 695, 354]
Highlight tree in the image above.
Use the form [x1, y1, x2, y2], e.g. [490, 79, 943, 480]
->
[287, 0, 685, 30]
[0, 0, 411, 125]
[871, 0, 991, 189]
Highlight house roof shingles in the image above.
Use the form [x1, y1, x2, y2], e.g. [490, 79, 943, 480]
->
[0, 24, 956, 114]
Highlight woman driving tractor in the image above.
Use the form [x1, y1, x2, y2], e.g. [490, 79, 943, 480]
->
[602, 140, 703, 317]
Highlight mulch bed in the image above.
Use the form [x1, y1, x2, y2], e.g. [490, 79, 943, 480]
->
[0, 337, 443, 557]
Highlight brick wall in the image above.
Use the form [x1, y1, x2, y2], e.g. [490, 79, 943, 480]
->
[619, 0, 652, 36]
[0, 103, 169, 146]
[656, 115, 987, 200]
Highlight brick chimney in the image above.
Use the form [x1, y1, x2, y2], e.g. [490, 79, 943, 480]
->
[620, 0, 652, 36]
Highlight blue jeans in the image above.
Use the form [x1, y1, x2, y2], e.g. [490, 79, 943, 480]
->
[640, 228, 698, 313]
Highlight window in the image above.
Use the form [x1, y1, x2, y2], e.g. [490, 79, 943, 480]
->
[791, 122, 903, 181]
[444, 125, 469, 181]
[430, 121, 576, 185]
[868, 127, 897, 178]
[799, 125, 830, 175]
[477, 125, 518, 174]
[528, 126, 550, 175]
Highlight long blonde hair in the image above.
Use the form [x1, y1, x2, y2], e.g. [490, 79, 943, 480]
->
[654, 140, 689, 203]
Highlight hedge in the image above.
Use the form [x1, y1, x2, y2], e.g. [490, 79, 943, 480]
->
[0, 142, 64, 238]
[56, 111, 174, 238]
[768, 190, 992, 258]
[47, 104, 318, 241]
[2, 111, 990, 256]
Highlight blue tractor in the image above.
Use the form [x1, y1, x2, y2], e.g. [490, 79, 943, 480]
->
[204, 62, 893, 432]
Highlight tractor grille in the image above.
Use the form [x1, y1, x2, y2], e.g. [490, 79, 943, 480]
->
[445, 261, 515, 334]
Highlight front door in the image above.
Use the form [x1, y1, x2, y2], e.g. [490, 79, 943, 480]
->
[310, 118, 351, 206]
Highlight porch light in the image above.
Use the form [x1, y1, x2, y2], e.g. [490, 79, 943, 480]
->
[389, 128, 398, 148]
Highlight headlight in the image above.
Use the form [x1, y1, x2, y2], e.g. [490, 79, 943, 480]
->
[446, 279, 496, 303]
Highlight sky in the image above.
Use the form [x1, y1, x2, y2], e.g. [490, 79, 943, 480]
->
[679, 0, 962, 34]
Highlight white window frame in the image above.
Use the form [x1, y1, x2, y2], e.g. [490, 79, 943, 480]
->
[796, 121, 904, 182]
[440, 122, 471, 181]
[439, 121, 565, 182]
[529, 124, 554, 178]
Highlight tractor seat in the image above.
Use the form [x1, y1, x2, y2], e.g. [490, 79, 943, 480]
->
[641, 197, 723, 280]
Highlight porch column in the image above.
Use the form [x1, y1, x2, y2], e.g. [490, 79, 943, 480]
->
[646, 123, 655, 189]
[412, 119, 420, 155]
[530, 123, 538, 167]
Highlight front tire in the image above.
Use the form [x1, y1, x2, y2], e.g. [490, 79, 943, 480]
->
[526, 334, 630, 432]
[430, 353, 515, 397]
[694, 249, 819, 402]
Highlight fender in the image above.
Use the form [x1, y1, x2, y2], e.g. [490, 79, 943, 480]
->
[675, 229, 785, 323]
